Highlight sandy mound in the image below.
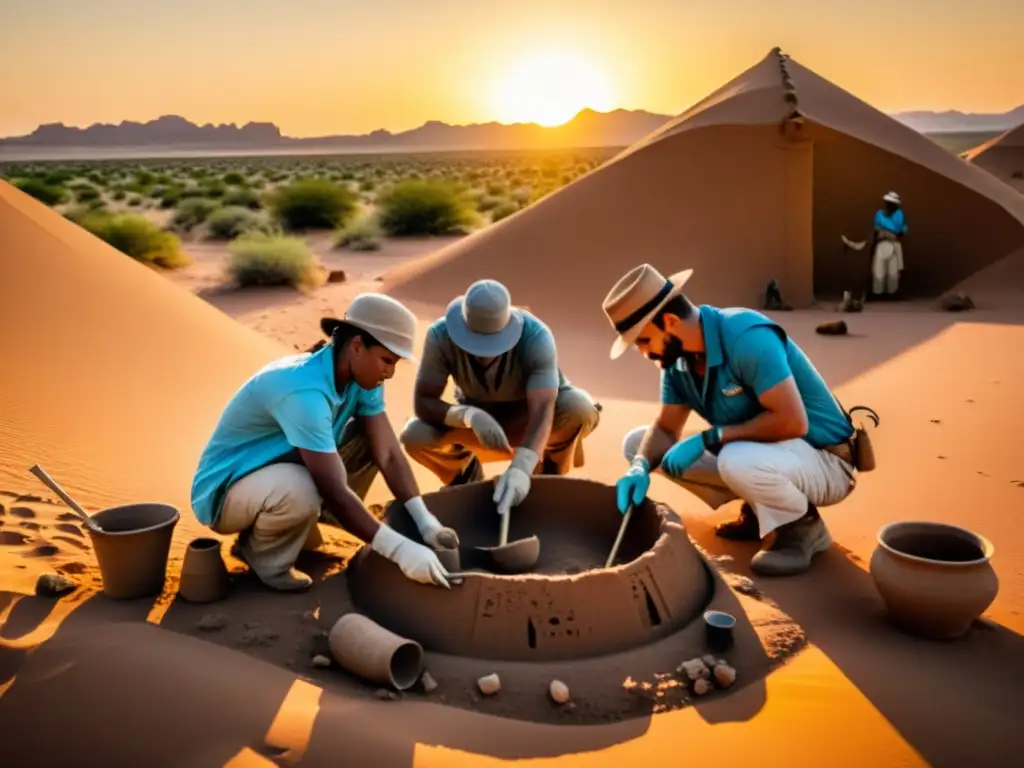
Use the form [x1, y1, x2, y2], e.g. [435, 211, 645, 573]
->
[964, 121, 1024, 185]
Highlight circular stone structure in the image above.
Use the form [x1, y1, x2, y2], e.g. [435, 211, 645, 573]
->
[347, 476, 713, 662]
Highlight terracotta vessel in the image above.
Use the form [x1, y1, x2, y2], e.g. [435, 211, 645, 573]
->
[870, 521, 998, 640]
[178, 537, 230, 603]
[87, 503, 180, 600]
[328, 613, 423, 690]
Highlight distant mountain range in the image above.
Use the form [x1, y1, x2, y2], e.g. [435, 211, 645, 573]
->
[1, 104, 1021, 157]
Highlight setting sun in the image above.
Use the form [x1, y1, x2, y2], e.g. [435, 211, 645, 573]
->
[493, 52, 615, 127]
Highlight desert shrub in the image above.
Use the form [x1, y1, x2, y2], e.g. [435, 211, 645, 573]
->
[268, 179, 356, 230]
[227, 232, 323, 288]
[111, 188, 127, 201]
[73, 211, 189, 268]
[223, 171, 246, 186]
[43, 171, 72, 186]
[13, 178, 68, 205]
[334, 214, 383, 251]
[486, 182, 506, 196]
[171, 197, 218, 231]
[376, 179, 476, 236]
[476, 195, 502, 212]
[222, 187, 261, 209]
[359, 178, 375, 191]
[206, 206, 263, 239]
[491, 201, 519, 222]
[74, 185, 101, 203]
[128, 196, 143, 207]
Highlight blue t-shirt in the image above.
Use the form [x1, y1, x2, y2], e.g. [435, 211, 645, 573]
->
[190, 343, 384, 526]
[660, 306, 853, 448]
[874, 208, 907, 236]
[417, 310, 565, 404]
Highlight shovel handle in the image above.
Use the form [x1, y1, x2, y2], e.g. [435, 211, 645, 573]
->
[498, 508, 510, 547]
[605, 502, 634, 568]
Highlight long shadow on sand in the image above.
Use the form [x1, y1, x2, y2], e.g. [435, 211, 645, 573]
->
[686, 515, 1024, 768]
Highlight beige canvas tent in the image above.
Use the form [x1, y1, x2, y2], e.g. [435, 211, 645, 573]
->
[0, 180, 284, 515]
[383, 48, 1024, 325]
[963, 122, 1024, 185]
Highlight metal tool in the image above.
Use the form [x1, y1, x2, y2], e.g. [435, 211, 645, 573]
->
[605, 502, 634, 568]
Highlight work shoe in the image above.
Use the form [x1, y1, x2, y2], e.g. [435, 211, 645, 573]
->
[447, 456, 483, 486]
[230, 538, 313, 592]
[714, 503, 761, 541]
[750, 510, 832, 576]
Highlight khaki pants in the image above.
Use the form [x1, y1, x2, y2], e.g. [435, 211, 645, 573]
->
[872, 239, 903, 295]
[211, 420, 377, 580]
[622, 427, 854, 539]
[399, 387, 601, 485]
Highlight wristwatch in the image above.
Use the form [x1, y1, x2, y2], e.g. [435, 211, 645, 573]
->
[701, 426, 724, 455]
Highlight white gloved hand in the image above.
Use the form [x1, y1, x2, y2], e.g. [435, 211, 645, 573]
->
[493, 446, 540, 517]
[371, 525, 450, 588]
[445, 405, 511, 453]
[405, 496, 459, 549]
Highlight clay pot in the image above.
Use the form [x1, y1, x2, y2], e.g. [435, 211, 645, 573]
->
[179, 537, 230, 603]
[87, 503, 180, 600]
[328, 613, 423, 690]
[870, 521, 998, 640]
[434, 545, 460, 572]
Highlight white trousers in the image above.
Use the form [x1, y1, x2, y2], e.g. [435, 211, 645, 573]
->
[872, 239, 903, 294]
[623, 428, 855, 538]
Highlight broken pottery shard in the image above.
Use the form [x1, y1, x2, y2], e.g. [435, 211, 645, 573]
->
[421, 671, 439, 693]
[549, 680, 571, 704]
[327, 269, 347, 283]
[693, 678, 712, 696]
[197, 613, 229, 632]
[35, 572, 76, 597]
[713, 664, 737, 688]
[477, 673, 501, 695]
[678, 658, 710, 681]
[311, 654, 332, 668]
[701, 654, 716, 667]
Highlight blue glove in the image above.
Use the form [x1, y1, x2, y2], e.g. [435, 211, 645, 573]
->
[615, 458, 650, 514]
[661, 433, 711, 478]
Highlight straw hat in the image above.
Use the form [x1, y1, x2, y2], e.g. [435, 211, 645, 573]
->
[602, 264, 693, 360]
[321, 293, 418, 362]
[882, 191, 901, 204]
[445, 279, 524, 357]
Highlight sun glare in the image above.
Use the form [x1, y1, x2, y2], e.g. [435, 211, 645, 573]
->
[494, 53, 615, 127]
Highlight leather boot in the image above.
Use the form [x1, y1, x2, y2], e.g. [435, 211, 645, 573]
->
[750, 506, 832, 576]
[714, 503, 761, 541]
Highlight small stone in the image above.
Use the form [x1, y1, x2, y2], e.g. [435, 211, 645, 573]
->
[701, 654, 717, 667]
[693, 678, 712, 696]
[713, 664, 737, 688]
[311, 654, 332, 668]
[420, 671, 439, 693]
[678, 658, 710, 681]
[197, 613, 229, 632]
[477, 673, 501, 695]
[35, 572, 76, 597]
[327, 269, 347, 283]
[815, 320, 848, 336]
[375, 688, 399, 700]
[549, 680, 571, 704]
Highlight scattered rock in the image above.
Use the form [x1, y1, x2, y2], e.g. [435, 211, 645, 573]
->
[930, 419, 941, 424]
[311, 654, 332, 668]
[713, 663, 738, 688]
[693, 678, 712, 696]
[420, 671, 439, 693]
[815, 320, 848, 336]
[677, 658, 710, 681]
[940, 292, 974, 312]
[477, 673, 501, 695]
[549, 680, 571, 704]
[239, 623, 279, 646]
[732, 575, 762, 598]
[35, 572, 76, 597]
[701, 654, 717, 667]
[375, 688, 399, 700]
[197, 613, 229, 632]
[327, 269, 347, 283]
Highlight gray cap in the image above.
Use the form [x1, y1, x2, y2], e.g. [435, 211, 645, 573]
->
[445, 279, 524, 357]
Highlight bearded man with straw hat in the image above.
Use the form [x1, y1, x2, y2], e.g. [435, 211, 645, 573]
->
[400, 279, 601, 517]
[191, 293, 453, 592]
[603, 264, 863, 576]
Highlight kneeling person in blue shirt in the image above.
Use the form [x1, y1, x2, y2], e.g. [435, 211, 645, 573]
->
[191, 294, 453, 592]
[603, 265, 859, 577]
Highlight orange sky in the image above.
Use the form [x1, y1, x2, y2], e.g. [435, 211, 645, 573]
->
[2, 0, 1022, 138]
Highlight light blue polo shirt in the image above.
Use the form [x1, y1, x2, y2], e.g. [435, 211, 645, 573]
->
[190, 343, 384, 527]
[874, 208, 907, 236]
[417, 310, 566, 405]
[660, 306, 853, 448]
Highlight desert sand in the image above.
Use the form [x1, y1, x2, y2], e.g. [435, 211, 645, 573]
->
[3, 50, 1024, 767]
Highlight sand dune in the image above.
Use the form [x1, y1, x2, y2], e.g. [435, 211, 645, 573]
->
[2, 48, 1024, 765]
[963, 120, 1024, 186]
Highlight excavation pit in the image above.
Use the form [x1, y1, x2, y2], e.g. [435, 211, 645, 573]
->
[348, 477, 714, 662]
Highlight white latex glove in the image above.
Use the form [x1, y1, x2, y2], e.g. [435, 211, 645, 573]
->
[494, 446, 539, 517]
[405, 496, 459, 549]
[371, 525, 450, 588]
[445, 405, 511, 453]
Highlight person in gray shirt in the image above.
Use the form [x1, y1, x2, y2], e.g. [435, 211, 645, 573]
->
[399, 280, 601, 516]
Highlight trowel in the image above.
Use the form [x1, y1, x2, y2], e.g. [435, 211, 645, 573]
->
[475, 506, 540, 574]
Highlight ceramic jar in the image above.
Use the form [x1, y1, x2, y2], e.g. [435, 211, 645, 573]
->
[870, 521, 998, 640]
[179, 537, 230, 603]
